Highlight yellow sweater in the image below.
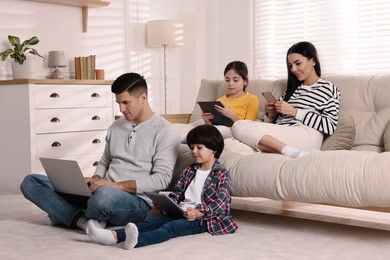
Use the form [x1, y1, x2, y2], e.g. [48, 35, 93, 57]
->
[218, 92, 259, 121]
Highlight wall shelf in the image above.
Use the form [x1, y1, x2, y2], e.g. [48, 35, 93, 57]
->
[29, 0, 110, 33]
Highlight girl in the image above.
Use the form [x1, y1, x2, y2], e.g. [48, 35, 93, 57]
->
[202, 61, 259, 138]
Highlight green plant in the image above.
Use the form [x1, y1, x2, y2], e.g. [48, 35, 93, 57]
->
[0, 35, 43, 64]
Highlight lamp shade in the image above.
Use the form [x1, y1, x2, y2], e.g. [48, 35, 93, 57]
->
[146, 20, 184, 47]
[48, 51, 66, 68]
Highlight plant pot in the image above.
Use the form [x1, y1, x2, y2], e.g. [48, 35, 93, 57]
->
[11, 59, 37, 79]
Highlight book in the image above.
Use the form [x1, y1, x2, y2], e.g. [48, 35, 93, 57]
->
[74, 57, 81, 80]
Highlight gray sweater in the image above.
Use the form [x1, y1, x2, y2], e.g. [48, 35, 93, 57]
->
[95, 113, 180, 195]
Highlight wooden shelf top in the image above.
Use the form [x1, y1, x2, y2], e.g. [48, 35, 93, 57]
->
[29, 0, 110, 8]
[0, 79, 113, 85]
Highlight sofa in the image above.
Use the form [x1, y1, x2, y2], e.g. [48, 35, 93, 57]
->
[169, 75, 390, 215]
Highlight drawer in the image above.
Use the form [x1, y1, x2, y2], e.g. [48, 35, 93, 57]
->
[36, 131, 106, 158]
[34, 107, 113, 134]
[33, 85, 113, 109]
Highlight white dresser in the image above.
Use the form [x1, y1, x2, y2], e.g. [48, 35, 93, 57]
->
[0, 79, 114, 192]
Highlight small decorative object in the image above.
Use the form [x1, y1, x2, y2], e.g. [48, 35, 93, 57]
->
[95, 69, 105, 80]
[48, 51, 66, 79]
[0, 35, 43, 79]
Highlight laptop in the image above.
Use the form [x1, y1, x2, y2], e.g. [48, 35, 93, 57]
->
[197, 101, 234, 126]
[144, 192, 184, 218]
[39, 157, 92, 197]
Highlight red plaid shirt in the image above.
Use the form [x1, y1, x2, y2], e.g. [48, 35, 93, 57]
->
[169, 160, 238, 235]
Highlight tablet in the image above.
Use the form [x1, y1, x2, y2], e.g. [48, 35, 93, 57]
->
[261, 92, 277, 103]
[144, 192, 185, 218]
[198, 101, 234, 127]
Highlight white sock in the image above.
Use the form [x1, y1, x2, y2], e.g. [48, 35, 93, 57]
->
[76, 216, 107, 231]
[282, 146, 320, 158]
[86, 224, 117, 246]
[124, 223, 138, 250]
[281, 145, 301, 158]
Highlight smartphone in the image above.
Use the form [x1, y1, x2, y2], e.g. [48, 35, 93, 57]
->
[262, 92, 277, 102]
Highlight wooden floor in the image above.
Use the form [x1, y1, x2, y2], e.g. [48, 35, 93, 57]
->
[2, 191, 390, 232]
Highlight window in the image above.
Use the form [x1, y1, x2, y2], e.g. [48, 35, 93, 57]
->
[252, 0, 390, 79]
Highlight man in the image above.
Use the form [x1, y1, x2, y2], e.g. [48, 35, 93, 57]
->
[20, 72, 181, 231]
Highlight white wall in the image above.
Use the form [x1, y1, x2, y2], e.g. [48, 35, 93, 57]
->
[0, 0, 251, 114]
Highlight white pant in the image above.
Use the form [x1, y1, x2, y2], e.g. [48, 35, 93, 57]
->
[232, 120, 323, 150]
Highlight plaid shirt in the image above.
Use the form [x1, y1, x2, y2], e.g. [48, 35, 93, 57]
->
[169, 160, 238, 235]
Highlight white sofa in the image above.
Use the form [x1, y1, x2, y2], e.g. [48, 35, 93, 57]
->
[170, 75, 390, 211]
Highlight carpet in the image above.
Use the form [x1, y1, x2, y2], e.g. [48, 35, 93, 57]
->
[2, 210, 390, 260]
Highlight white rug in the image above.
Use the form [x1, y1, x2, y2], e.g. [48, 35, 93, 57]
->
[2, 210, 390, 260]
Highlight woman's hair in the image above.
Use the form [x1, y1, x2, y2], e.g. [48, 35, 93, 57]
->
[111, 72, 148, 96]
[186, 125, 224, 159]
[285, 41, 321, 101]
[224, 61, 249, 91]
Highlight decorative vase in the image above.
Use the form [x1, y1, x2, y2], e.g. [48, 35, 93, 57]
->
[11, 59, 37, 79]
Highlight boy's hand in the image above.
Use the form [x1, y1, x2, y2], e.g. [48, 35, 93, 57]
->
[184, 207, 204, 221]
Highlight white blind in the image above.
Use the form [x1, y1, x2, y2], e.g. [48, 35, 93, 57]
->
[252, 0, 390, 79]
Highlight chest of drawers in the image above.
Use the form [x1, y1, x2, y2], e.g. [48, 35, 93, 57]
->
[0, 79, 114, 192]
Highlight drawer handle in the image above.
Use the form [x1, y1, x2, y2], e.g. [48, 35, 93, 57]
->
[51, 141, 61, 147]
[50, 93, 60, 98]
[92, 115, 100, 120]
[91, 93, 100, 98]
[92, 139, 101, 144]
[50, 117, 60, 123]
[93, 161, 99, 166]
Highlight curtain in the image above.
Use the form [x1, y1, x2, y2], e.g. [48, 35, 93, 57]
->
[252, 0, 390, 79]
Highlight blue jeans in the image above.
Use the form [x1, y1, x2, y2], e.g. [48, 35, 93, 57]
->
[20, 174, 149, 228]
[116, 214, 208, 247]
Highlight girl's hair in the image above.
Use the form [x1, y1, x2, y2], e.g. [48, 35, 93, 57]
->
[285, 41, 321, 101]
[224, 61, 249, 91]
[186, 125, 224, 159]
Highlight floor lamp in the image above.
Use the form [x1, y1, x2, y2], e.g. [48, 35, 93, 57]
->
[146, 20, 184, 114]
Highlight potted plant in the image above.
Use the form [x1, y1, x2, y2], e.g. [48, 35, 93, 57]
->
[0, 35, 44, 79]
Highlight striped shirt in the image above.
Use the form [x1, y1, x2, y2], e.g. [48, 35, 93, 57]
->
[276, 78, 340, 135]
[169, 160, 238, 235]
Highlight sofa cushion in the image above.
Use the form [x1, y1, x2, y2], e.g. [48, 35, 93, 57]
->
[384, 121, 390, 151]
[321, 112, 355, 151]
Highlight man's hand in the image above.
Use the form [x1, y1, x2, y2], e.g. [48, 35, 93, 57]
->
[87, 178, 119, 192]
[85, 176, 136, 193]
[184, 207, 204, 221]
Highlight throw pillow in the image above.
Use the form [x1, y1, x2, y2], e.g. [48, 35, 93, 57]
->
[320, 112, 356, 151]
[383, 120, 390, 151]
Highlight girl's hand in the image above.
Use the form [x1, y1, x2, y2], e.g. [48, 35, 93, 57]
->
[202, 112, 214, 125]
[215, 103, 240, 122]
[274, 100, 298, 117]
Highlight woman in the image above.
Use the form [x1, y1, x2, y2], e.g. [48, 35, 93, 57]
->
[202, 61, 259, 138]
[232, 41, 340, 158]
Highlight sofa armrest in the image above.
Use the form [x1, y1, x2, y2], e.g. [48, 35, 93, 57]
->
[161, 113, 191, 124]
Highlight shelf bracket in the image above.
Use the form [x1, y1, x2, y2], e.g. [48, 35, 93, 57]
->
[82, 7, 88, 33]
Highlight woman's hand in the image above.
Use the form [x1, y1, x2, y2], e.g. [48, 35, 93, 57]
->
[202, 112, 214, 125]
[215, 103, 240, 122]
[274, 100, 298, 117]
[184, 207, 204, 221]
[266, 101, 277, 119]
